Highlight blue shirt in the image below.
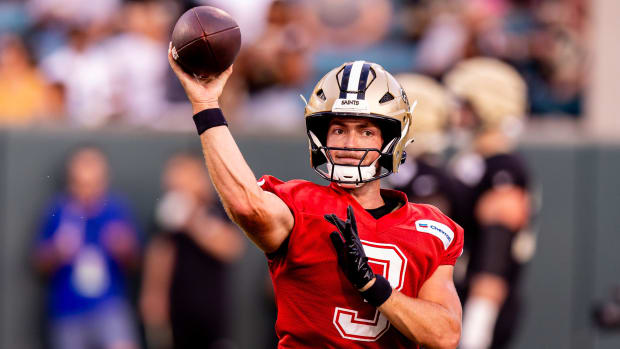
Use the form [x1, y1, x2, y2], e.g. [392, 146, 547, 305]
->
[36, 193, 140, 318]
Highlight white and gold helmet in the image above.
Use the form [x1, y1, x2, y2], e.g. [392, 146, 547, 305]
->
[395, 73, 452, 156]
[304, 61, 415, 184]
[444, 57, 527, 131]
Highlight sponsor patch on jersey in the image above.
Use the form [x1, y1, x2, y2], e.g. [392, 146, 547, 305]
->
[331, 98, 370, 114]
[415, 220, 454, 250]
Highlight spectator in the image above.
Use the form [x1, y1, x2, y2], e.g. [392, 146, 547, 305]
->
[415, 1, 468, 77]
[105, 0, 177, 127]
[39, 24, 116, 127]
[0, 34, 58, 126]
[231, 0, 313, 133]
[26, 0, 121, 59]
[140, 154, 245, 349]
[27, 0, 120, 29]
[33, 146, 141, 349]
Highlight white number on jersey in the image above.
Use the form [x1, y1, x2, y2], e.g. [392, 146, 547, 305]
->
[332, 241, 408, 341]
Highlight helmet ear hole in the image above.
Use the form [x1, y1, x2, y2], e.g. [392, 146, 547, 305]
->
[379, 92, 394, 103]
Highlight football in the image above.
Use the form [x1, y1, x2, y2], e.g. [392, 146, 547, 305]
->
[171, 6, 241, 79]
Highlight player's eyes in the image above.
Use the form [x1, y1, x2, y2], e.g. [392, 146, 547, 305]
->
[362, 130, 374, 137]
[332, 128, 344, 135]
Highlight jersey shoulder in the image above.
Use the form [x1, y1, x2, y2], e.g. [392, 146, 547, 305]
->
[409, 203, 464, 262]
[410, 202, 449, 220]
[409, 203, 463, 233]
[258, 175, 336, 212]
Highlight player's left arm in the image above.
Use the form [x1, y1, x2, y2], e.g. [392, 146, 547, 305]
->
[377, 265, 461, 349]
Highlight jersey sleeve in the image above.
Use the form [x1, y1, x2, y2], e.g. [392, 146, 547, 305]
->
[257, 175, 301, 260]
[471, 225, 515, 278]
[441, 220, 464, 266]
[257, 175, 299, 215]
[422, 204, 465, 266]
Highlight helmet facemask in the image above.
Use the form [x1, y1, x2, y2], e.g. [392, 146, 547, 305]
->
[308, 132, 397, 185]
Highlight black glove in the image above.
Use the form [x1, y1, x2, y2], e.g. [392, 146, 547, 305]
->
[325, 206, 393, 307]
[325, 205, 375, 290]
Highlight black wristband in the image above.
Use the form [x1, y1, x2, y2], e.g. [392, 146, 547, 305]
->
[360, 275, 393, 307]
[193, 108, 228, 135]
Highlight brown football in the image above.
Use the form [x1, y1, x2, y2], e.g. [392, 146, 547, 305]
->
[171, 6, 241, 78]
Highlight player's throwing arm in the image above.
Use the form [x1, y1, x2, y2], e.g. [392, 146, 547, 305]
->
[166, 8, 293, 255]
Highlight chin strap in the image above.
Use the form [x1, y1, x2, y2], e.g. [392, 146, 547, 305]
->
[326, 160, 378, 184]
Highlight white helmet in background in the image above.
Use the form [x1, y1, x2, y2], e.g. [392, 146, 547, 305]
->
[396, 73, 452, 156]
[444, 57, 527, 135]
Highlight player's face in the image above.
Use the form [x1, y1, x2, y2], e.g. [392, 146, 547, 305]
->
[325, 117, 384, 167]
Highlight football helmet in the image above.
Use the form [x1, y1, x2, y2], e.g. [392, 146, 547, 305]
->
[395, 73, 452, 156]
[444, 57, 527, 131]
[304, 61, 414, 184]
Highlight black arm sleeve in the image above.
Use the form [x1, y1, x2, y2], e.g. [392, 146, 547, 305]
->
[473, 224, 515, 278]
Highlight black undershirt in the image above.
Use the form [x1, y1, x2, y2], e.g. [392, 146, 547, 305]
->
[365, 195, 402, 219]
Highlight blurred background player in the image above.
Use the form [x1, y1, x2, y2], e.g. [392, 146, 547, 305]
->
[140, 153, 245, 349]
[444, 57, 535, 349]
[32, 146, 141, 349]
[387, 73, 461, 220]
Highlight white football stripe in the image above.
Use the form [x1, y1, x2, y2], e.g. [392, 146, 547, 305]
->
[346, 61, 365, 99]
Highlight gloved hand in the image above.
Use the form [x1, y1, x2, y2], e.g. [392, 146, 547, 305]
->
[325, 205, 375, 290]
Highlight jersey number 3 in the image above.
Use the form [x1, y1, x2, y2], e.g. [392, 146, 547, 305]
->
[333, 241, 408, 342]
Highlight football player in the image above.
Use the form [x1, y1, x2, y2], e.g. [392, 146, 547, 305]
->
[388, 73, 461, 220]
[444, 57, 534, 349]
[168, 47, 464, 348]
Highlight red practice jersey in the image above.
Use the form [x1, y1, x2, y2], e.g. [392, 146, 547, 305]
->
[259, 175, 464, 348]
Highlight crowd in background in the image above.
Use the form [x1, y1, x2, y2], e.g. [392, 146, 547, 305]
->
[0, 0, 587, 131]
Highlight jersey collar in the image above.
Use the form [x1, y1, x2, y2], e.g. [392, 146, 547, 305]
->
[328, 182, 412, 231]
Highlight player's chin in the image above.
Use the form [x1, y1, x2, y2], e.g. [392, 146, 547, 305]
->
[338, 181, 367, 189]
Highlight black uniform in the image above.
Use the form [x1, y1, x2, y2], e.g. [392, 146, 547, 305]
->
[387, 156, 461, 220]
[163, 203, 233, 349]
[450, 151, 531, 349]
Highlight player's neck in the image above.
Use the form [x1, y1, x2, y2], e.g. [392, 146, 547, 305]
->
[343, 180, 385, 210]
